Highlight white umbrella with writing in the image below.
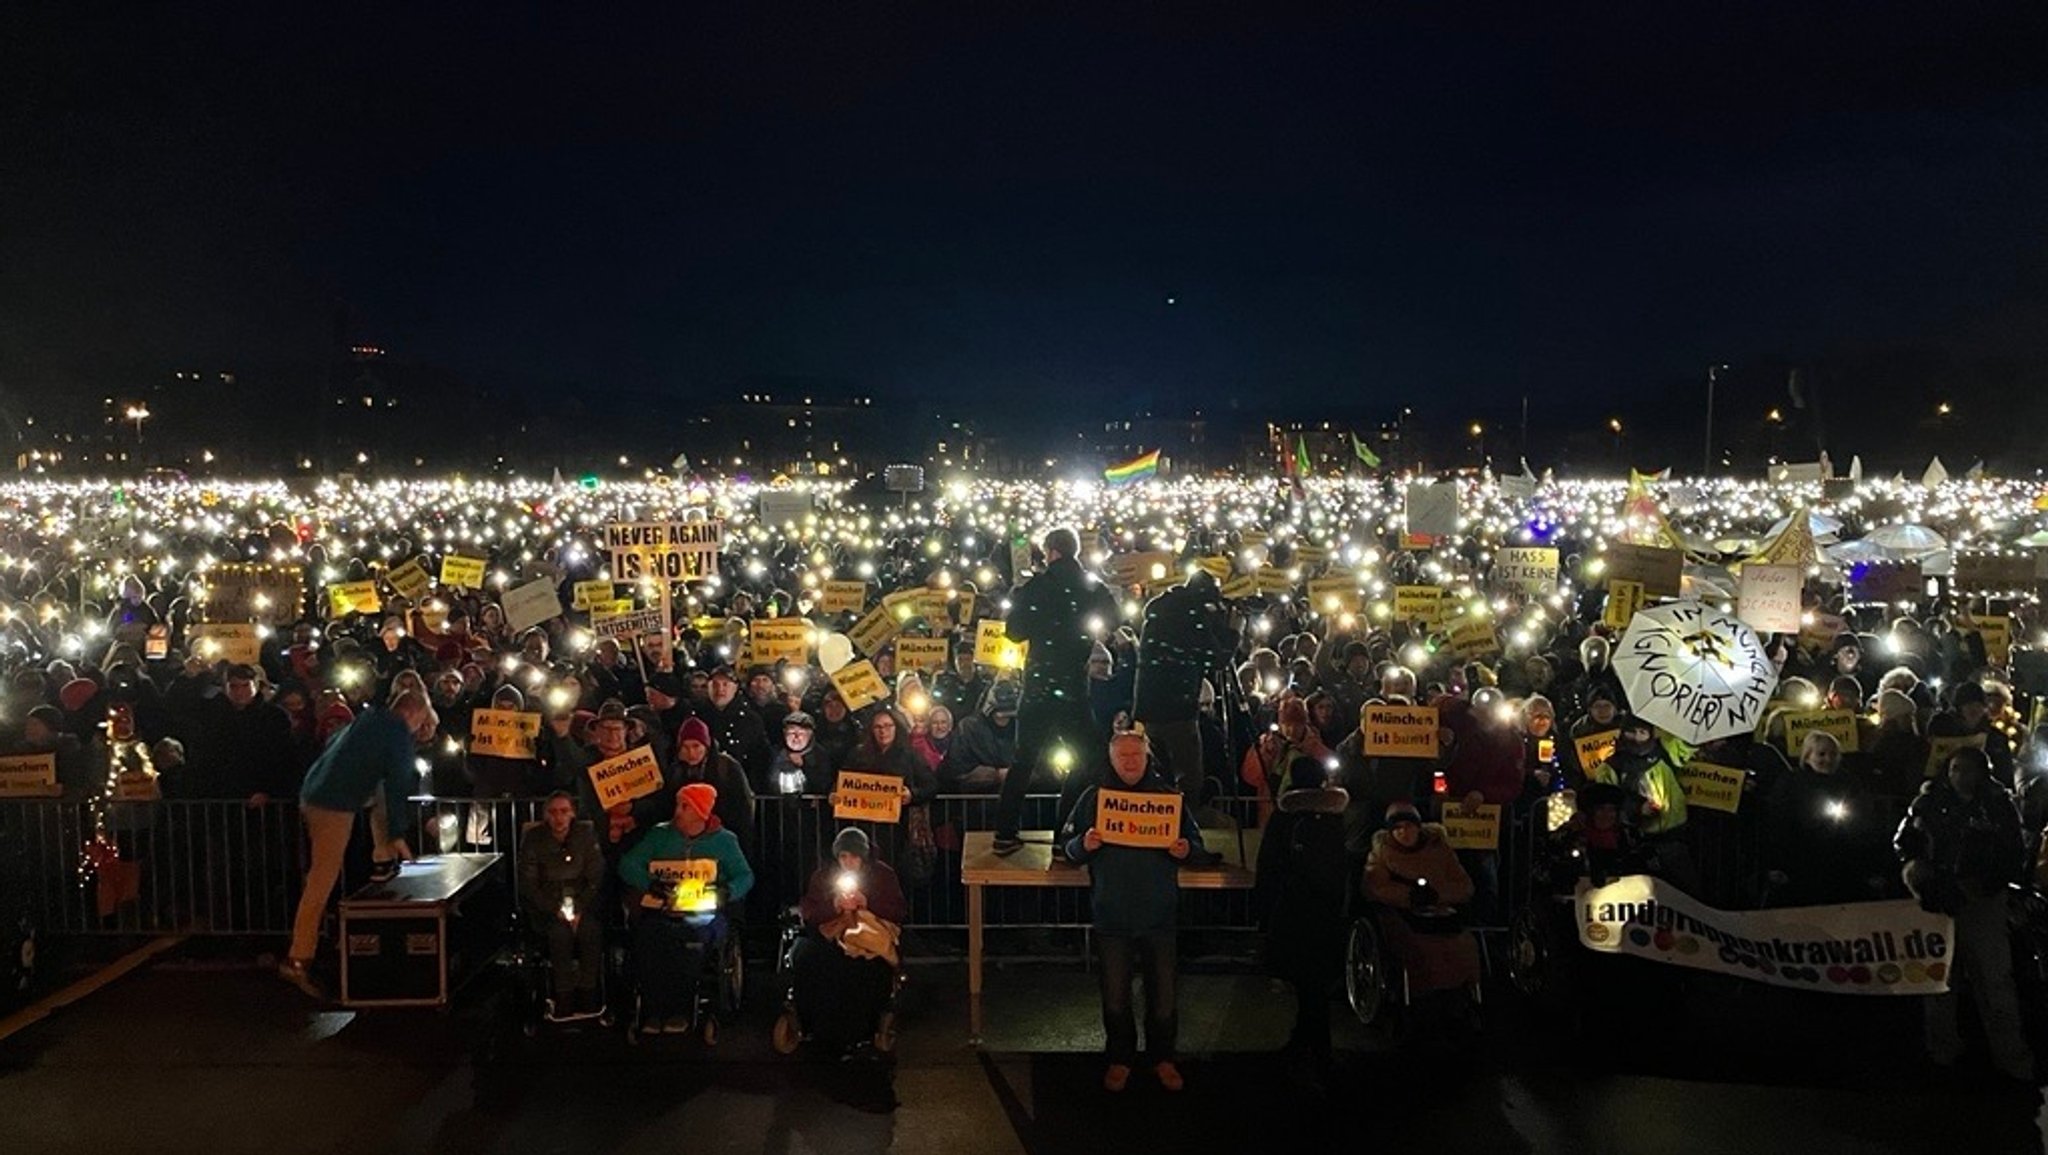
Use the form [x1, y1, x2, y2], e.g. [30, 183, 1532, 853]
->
[1613, 600, 1780, 745]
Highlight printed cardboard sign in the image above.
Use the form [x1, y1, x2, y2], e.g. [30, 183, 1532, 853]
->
[1449, 617, 1499, 658]
[1492, 548, 1560, 595]
[1574, 729, 1620, 774]
[201, 563, 304, 626]
[1404, 481, 1459, 541]
[820, 580, 868, 615]
[386, 558, 432, 602]
[1602, 544, 1684, 597]
[1255, 566, 1295, 596]
[643, 859, 721, 911]
[1603, 579, 1648, 629]
[829, 659, 891, 710]
[592, 607, 665, 641]
[0, 752, 58, 797]
[502, 577, 565, 633]
[586, 746, 663, 809]
[832, 770, 906, 823]
[1737, 564, 1804, 634]
[327, 581, 382, 617]
[1394, 585, 1443, 625]
[1364, 704, 1440, 758]
[1108, 551, 1175, 588]
[749, 618, 811, 665]
[605, 520, 725, 582]
[190, 622, 262, 666]
[1678, 761, 1745, 814]
[1095, 789, 1182, 849]
[439, 555, 487, 591]
[1969, 615, 2012, 666]
[974, 619, 1028, 669]
[1441, 803, 1501, 850]
[1925, 733, 1987, 777]
[1221, 574, 1258, 601]
[1781, 708, 1861, 755]
[1307, 575, 1361, 614]
[572, 579, 616, 611]
[469, 708, 541, 759]
[894, 636, 949, 672]
[847, 605, 902, 657]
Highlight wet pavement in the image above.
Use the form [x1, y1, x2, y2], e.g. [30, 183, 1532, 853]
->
[2, 939, 2046, 1154]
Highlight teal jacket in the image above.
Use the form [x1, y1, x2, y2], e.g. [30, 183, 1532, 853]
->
[618, 822, 755, 902]
[299, 706, 418, 838]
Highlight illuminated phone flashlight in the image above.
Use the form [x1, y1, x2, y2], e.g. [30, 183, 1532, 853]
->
[547, 685, 575, 712]
[1051, 744, 1075, 774]
[559, 895, 577, 922]
[1824, 799, 1848, 822]
[836, 871, 858, 895]
[784, 667, 807, 690]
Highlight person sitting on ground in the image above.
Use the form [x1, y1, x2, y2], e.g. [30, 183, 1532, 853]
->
[618, 782, 755, 1035]
[1063, 729, 1205, 1094]
[518, 791, 606, 1013]
[792, 827, 910, 1054]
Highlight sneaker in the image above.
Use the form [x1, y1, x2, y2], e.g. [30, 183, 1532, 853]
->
[1103, 1064, 1132, 1093]
[662, 1015, 692, 1034]
[368, 859, 400, 884]
[991, 835, 1024, 857]
[1154, 1061, 1184, 1092]
[277, 959, 325, 1001]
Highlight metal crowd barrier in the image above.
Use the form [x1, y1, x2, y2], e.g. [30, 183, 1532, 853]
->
[4, 790, 1762, 941]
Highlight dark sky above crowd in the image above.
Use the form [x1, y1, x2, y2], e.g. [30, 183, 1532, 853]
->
[5, 5, 2047, 432]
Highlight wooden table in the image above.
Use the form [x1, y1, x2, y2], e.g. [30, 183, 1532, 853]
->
[958, 828, 1258, 1043]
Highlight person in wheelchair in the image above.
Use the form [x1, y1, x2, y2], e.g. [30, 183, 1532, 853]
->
[518, 791, 606, 1015]
[619, 782, 755, 1035]
[1363, 802, 1483, 1001]
[790, 827, 909, 1054]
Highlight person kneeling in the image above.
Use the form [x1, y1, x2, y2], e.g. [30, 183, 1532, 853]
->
[619, 782, 755, 1035]
[1063, 729, 1206, 1094]
[793, 827, 909, 1054]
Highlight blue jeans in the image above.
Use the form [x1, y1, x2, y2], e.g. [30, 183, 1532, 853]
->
[1097, 930, 1178, 1066]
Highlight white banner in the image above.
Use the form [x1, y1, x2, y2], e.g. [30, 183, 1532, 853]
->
[1576, 875, 1953, 995]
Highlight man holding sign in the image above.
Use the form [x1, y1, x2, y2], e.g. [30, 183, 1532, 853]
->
[618, 782, 755, 1036]
[1062, 730, 1210, 1094]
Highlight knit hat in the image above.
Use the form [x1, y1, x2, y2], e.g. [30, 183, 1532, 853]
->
[59, 678, 97, 713]
[678, 781, 717, 824]
[783, 710, 815, 730]
[831, 827, 871, 860]
[1384, 801, 1423, 827]
[678, 716, 713, 747]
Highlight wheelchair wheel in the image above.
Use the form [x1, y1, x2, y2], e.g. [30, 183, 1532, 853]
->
[1346, 916, 1387, 1027]
[772, 1008, 803, 1055]
[721, 941, 745, 1015]
[1508, 905, 1550, 999]
[701, 1017, 719, 1046]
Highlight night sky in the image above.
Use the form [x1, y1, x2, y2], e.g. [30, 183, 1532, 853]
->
[6, 5, 2046, 437]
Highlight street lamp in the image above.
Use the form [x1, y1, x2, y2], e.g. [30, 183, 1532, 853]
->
[1608, 417, 1624, 461]
[1469, 421, 1486, 466]
[123, 403, 150, 441]
[1704, 364, 1728, 477]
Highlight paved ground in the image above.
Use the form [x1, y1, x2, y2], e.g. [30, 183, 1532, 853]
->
[2, 939, 2046, 1154]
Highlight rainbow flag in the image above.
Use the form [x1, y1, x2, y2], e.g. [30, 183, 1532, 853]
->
[1104, 449, 1160, 485]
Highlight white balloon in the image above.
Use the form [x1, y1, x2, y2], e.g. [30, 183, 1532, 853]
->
[818, 632, 854, 674]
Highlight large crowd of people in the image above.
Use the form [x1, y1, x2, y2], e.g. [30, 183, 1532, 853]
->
[6, 469, 2048, 1083]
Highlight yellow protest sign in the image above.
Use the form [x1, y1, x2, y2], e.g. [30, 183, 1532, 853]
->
[1449, 617, 1499, 658]
[749, 618, 811, 665]
[1780, 708, 1861, 755]
[1255, 566, 1295, 596]
[1108, 551, 1175, 588]
[1926, 733, 1987, 777]
[643, 859, 721, 911]
[1677, 761, 1745, 814]
[1394, 585, 1443, 626]
[439, 555, 487, 590]
[1364, 704, 1440, 758]
[1239, 529, 1270, 551]
[847, 604, 902, 657]
[881, 587, 925, 623]
[1441, 803, 1501, 850]
[1220, 574, 1257, 601]
[1971, 615, 2012, 666]
[468, 708, 541, 759]
[829, 658, 890, 710]
[327, 581, 381, 617]
[916, 588, 952, 625]
[974, 619, 1028, 670]
[894, 636, 949, 672]
[820, 580, 868, 615]
[832, 770, 906, 823]
[189, 622, 262, 666]
[386, 558, 432, 602]
[587, 598, 636, 620]
[1574, 730, 1619, 774]
[1195, 556, 1234, 580]
[1293, 544, 1328, 572]
[0, 752, 59, 797]
[1096, 789, 1182, 849]
[1604, 579, 1647, 629]
[1307, 575, 1361, 614]
[586, 745, 663, 809]
[572, 579, 615, 611]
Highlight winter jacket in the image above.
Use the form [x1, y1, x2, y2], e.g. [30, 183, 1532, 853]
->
[1439, 699, 1525, 806]
[299, 706, 419, 838]
[1132, 581, 1228, 724]
[1894, 777, 2026, 890]
[1364, 823, 1475, 909]
[1004, 556, 1117, 707]
[517, 819, 604, 922]
[798, 859, 909, 930]
[618, 821, 755, 902]
[1062, 769, 1205, 936]
[940, 709, 1016, 789]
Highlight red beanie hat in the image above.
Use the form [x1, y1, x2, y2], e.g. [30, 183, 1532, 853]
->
[678, 781, 717, 824]
[59, 678, 98, 713]
[677, 716, 712, 748]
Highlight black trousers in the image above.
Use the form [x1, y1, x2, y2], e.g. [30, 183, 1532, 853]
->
[995, 693, 1098, 839]
[1098, 930, 1178, 1066]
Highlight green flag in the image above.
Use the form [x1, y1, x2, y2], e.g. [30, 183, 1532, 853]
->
[1294, 435, 1313, 477]
[1352, 432, 1381, 469]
